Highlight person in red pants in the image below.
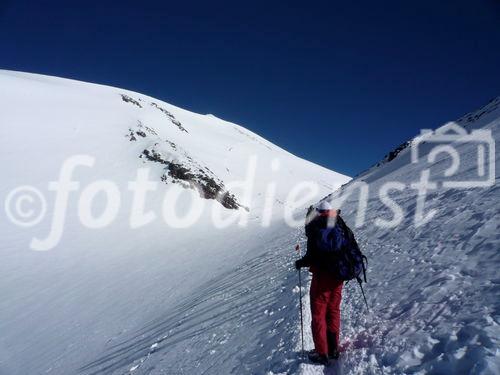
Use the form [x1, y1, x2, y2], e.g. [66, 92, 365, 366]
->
[295, 201, 347, 365]
[309, 271, 343, 361]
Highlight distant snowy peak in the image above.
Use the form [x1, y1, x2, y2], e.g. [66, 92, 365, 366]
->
[357, 96, 500, 178]
[116, 90, 349, 211]
[0, 70, 350, 215]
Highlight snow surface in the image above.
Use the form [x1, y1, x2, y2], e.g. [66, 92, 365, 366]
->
[292, 97, 500, 375]
[0, 70, 348, 375]
[1, 70, 499, 375]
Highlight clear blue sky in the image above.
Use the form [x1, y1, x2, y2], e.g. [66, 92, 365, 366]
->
[1, 0, 499, 176]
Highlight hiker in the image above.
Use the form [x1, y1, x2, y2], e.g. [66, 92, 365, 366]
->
[295, 201, 365, 365]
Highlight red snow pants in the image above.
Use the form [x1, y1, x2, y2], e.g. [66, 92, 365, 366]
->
[309, 270, 343, 355]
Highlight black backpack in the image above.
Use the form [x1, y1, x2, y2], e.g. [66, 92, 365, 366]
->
[326, 216, 369, 309]
[334, 217, 367, 282]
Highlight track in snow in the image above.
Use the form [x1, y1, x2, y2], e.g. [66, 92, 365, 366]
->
[77, 225, 306, 375]
[82, 226, 381, 375]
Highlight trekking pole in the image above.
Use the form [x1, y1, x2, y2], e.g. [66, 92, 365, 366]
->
[295, 244, 305, 358]
[358, 279, 370, 311]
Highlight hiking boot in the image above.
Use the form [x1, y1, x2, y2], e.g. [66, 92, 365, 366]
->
[329, 348, 340, 360]
[307, 350, 329, 365]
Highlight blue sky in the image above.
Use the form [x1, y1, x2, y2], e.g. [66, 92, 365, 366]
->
[1, 0, 499, 176]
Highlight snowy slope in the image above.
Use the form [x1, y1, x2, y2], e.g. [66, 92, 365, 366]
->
[1, 70, 498, 375]
[94, 98, 499, 375]
[0, 71, 349, 375]
[290, 97, 500, 375]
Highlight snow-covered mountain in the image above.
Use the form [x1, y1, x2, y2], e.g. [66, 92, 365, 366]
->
[0, 71, 349, 375]
[0, 70, 348, 215]
[294, 97, 500, 375]
[1, 70, 498, 375]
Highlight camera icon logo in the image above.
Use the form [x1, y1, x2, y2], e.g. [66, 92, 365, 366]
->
[411, 122, 495, 188]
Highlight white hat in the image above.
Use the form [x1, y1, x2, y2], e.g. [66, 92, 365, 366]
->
[316, 201, 332, 211]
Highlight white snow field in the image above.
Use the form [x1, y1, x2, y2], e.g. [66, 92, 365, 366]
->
[0, 70, 499, 375]
[0, 70, 348, 375]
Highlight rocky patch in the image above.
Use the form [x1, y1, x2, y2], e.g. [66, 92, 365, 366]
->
[141, 147, 240, 210]
[458, 96, 500, 125]
[128, 122, 240, 210]
[381, 141, 411, 164]
[121, 94, 142, 108]
[151, 102, 188, 133]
